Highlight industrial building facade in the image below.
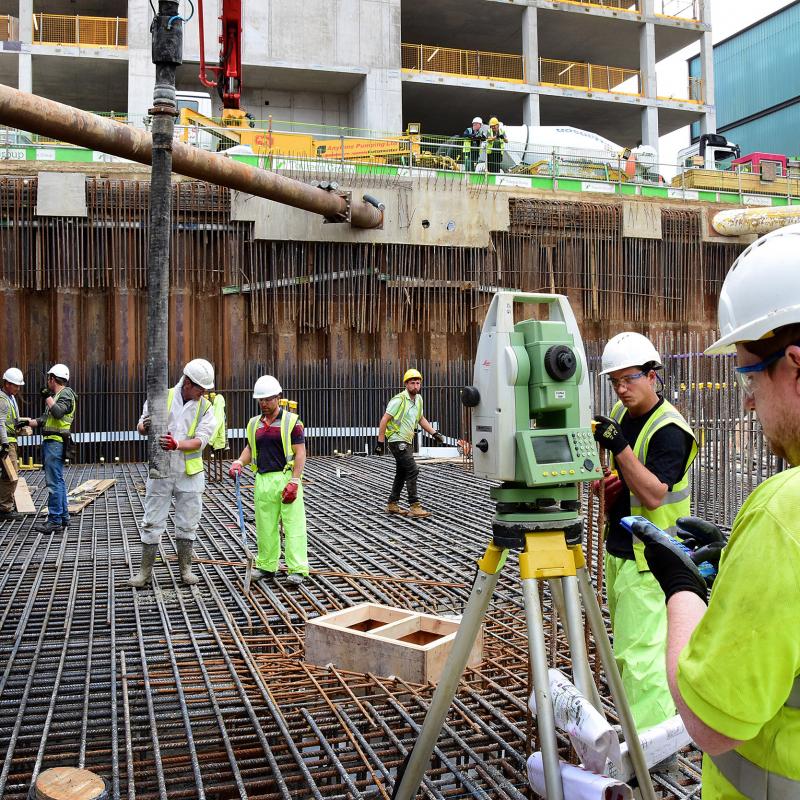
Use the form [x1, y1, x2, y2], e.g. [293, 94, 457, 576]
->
[689, 0, 800, 157]
[0, 0, 715, 154]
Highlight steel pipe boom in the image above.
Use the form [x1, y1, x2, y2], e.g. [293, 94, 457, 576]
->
[0, 84, 383, 229]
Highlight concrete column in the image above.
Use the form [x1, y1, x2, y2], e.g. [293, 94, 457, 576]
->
[522, 6, 540, 126]
[18, 0, 32, 93]
[126, 0, 156, 122]
[639, 11, 658, 151]
[350, 70, 403, 135]
[699, 2, 716, 135]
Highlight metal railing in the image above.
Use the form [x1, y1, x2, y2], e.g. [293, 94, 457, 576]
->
[658, 75, 704, 104]
[539, 57, 641, 95]
[32, 13, 127, 48]
[401, 43, 525, 83]
[549, 0, 640, 12]
[0, 15, 17, 41]
[656, 0, 701, 21]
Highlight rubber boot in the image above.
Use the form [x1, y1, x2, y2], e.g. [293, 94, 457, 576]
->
[177, 539, 200, 586]
[128, 543, 158, 588]
[386, 502, 407, 515]
[408, 502, 431, 519]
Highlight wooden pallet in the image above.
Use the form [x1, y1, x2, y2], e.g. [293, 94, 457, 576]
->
[67, 479, 116, 514]
[14, 477, 36, 514]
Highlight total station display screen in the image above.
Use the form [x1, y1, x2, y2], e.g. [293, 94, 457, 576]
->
[531, 435, 572, 465]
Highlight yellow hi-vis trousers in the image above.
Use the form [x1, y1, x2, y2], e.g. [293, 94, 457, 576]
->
[254, 470, 309, 576]
[605, 553, 676, 732]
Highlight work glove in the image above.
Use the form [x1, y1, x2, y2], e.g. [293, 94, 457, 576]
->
[40, 386, 52, 398]
[591, 468, 624, 508]
[159, 433, 178, 451]
[228, 460, 243, 478]
[374, 440, 385, 456]
[433, 432, 445, 444]
[0, 443, 8, 456]
[282, 481, 299, 504]
[592, 415, 628, 456]
[14, 418, 29, 430]
[676, 516, 726, 565]
[140, 415, 152, 434]
[631, 518, 708, 604]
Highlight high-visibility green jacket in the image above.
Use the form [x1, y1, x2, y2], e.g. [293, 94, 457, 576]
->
[0, 391, 20, 444]
[42, 387, 77, 443]
[610, 398, 698, 571]
[167, 388, 210, 476]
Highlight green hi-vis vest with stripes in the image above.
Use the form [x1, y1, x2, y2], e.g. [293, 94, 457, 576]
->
[43, 387, 77, 443]
[246, 410, 301, 473]
[167, 388, 211, 476]
[0, 391, 20, 444]
[385, 391, 423, 441]
[610, 398, 698, 571]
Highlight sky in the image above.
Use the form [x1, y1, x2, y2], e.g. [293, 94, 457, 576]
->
[658, 0, 796, 168]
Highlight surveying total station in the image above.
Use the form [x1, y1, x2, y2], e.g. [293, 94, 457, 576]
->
[391, 293, 657, 800]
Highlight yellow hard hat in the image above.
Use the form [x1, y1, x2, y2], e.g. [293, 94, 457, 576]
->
[403, 368, 423, 383]
[489, 117, 500, 126]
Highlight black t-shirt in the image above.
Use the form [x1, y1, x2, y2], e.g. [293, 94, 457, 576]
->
[605, 398, 694, 560]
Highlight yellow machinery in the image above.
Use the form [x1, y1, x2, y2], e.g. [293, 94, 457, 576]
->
[177, 109, 458, 168]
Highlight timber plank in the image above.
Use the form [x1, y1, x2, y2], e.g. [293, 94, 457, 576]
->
[14, 476, 36, 513]
[67, 478, 116, 514]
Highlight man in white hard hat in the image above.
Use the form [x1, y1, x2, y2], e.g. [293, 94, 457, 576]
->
[0, 367, 25, 522]
[636, 224, 800, 799]
[461, 116, 487, 172]
[129, 359, 217, 588]
[229, 375, 309, 586]
[20, 364, 77, 533]
[592, 332, 697, 735]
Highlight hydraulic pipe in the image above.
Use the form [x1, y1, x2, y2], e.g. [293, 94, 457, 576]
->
[0, 84, 383, 230]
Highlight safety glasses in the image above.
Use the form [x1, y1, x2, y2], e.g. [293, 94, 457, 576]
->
[608, 370, 647, 390]
[735, 340, 800, 397]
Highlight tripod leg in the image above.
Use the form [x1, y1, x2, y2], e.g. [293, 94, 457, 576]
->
[522, 577, 565, 800]
[575, 564, 657, 800]
[561, 574, 604, 714]
[391, 543, 505, 800]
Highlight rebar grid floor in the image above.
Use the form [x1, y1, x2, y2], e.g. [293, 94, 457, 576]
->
[0, 458, 703, 799]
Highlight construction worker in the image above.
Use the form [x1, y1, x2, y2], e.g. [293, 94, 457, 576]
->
[592, 333, 697, 733]
[486, 117, 507, 173]
[636, 224, 800, 799]
[229, 375, 308, 586]
[374, 368, 445, 518]
[129, 359, 217, 588]
[205, 389, 227, 482]
[461, 116, 486, 172]
[0, 367, 25, 522]
[20, 364, 77, 534]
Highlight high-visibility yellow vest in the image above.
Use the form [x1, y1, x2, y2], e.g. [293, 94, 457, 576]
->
[0, 391, 20, 444]
[486, 136, 505, 155]
[610, 399, 698, 571]
[167, 388, 210, 476]
[43, 387, 77, 443]
[385, 391, 423, 441]
[208, 392, 227, 450]
[246, 410, 301, 473]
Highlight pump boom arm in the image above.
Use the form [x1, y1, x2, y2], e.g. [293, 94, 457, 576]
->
[197, 0, 242, 109]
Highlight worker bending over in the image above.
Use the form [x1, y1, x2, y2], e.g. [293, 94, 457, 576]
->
[375, 368, 445, 518]
[229, 375, 309, 586]
[639, 224, 800, 799]
[593, 333, 697, 732]
[129, 359, 217, 588]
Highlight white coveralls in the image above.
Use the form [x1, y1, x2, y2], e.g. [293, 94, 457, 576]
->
[137, 384, 217, 545]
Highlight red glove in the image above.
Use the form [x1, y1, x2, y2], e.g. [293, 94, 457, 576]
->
[282, 481, 299, 504]
[229, 460, 244, 478]
[159, 433, 178, 451]
[603, 472, 624, 508]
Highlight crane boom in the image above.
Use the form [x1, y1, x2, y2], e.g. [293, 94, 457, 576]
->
[197, 0, 242, 111]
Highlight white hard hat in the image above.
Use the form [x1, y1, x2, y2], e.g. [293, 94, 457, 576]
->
[472, 117, 483, 125]
[48, 363, 70, 382]
[2, 367, 24, 386]
[253, 375, 282, 399]
[183, 358, 214, 390]
[706, 224, 800, 354]
[600, 332, 662, 375]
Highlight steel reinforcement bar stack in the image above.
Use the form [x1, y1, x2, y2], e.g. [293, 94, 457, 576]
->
[0, 457, 702, 799]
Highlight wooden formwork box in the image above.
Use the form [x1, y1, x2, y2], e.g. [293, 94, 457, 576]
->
[305, 603, 483, 684]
